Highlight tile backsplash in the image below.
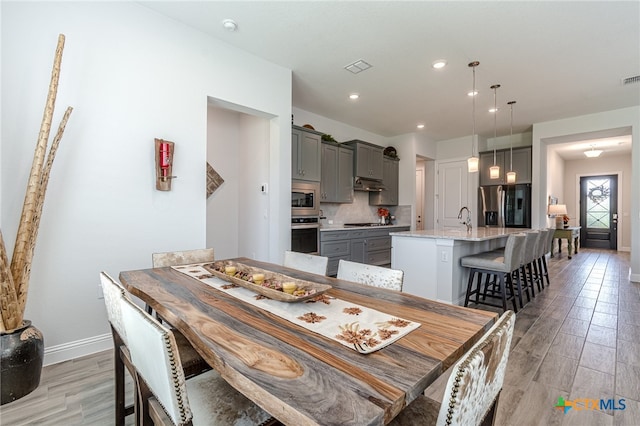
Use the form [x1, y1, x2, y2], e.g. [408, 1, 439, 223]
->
[320, 192, 411, 227]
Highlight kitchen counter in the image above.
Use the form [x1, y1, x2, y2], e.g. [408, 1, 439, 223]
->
[389, 227, 526, 241]
[392, 226, 530, 304]
[320, 224, 411, 232]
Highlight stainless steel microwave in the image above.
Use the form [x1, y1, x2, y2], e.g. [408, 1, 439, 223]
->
[291, 180, 320, 217]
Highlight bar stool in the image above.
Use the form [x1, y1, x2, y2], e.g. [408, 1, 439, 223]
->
[537, 228, 554, 288]
[519, 231, 540, 300]
[461, 233, 525, 313]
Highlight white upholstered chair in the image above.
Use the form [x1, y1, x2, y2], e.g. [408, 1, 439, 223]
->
[152, 248, 215, 268]
[336, 259, 404, 291]
[389, 310, 516, 426]
[118, 294, 276, 426]
[283, 250, 329, 275]
[100, 272, 212, 425]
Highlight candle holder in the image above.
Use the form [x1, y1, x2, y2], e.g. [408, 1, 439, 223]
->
[155, 138, 177, 191]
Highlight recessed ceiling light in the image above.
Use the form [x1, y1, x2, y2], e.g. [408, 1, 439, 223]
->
[432, 60, 447, 69]
[467, 91, 478, 97]
[222, 19, 238, 32]
[417, 124, 425, 129]
[349, 93, 359, 100]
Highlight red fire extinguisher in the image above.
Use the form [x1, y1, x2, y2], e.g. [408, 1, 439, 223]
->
[155, 138, 176, 191]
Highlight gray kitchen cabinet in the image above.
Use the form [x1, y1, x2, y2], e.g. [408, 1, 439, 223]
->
[343, 140, 383, 180]
[320, 142, 354, 203]
[320, 226, 409, 276]
[479, 146, 531, 185]
[292, 126, 321, 182]
[370, 156, 399, 206]
[510, 146, 532, 183]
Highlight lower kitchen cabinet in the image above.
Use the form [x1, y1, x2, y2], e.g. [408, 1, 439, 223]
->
[320, 226, 410, 276]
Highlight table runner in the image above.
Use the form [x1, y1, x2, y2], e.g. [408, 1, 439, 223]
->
[172, 263, 420, 354]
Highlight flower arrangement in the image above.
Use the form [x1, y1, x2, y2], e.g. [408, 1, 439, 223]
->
[377, 208, 389, 218]
[562, 214, 570, 225]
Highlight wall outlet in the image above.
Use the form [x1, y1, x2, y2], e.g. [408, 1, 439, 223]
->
[441, 251, 449, 262]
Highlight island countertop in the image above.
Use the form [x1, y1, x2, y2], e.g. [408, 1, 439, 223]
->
[389, 227, 528, 242]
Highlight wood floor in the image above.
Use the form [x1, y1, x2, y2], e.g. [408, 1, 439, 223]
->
[1, 248, 638, 425]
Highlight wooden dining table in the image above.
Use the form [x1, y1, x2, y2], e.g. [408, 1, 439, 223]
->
[119, 257, 497, 425]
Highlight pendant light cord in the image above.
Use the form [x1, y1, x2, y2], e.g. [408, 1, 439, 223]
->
[491, 84, 500, 165]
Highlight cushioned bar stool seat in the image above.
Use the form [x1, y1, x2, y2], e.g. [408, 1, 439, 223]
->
[461, 234, 525, 313]
[536, 228, 555, 289]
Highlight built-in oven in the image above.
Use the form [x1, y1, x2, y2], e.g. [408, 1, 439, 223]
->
[291, 180, 320, 217]
[291, 217, 319, 255]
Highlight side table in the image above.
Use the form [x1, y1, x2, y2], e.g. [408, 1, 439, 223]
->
[551, 226, 581, 259]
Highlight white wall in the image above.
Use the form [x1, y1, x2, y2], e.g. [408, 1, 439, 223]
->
[564, 154, 632, 251]
[532, 106, 640, 282]
[545, 148, 565, 228]
[1, 2, 291, 362]
[206, 106, 241, 259]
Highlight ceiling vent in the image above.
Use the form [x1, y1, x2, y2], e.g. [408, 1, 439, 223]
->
[344, 60, 372, 74]
[622, 75, 640, 85]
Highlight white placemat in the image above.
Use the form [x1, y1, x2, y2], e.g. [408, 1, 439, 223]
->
[172, 263, 420, 354]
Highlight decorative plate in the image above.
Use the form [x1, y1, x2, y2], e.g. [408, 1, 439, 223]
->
[203, 261, 331, 303]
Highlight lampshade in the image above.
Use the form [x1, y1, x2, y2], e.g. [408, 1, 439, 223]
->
[467, 156, 479, 173]
[506, 171, 517, 183]
[489, 165, 500, 179]
[547, 204, 567, 215]
[548, 204, 568, 229]
[467, 61, 480, 173]
[584, 146, 602, 158]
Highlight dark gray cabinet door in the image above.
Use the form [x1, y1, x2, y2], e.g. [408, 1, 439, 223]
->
[337, 147, 354, 202]
[321, 143, 338, 201]
[370, 157, 399, 206]
[350, 238, 366, 263]
[355, 144, 383, 180]
[510, 146, 532, 183]
[292, 128, 321, 181]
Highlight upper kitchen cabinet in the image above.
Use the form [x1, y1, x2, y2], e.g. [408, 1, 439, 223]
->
[370, 156, 399, 206]
[320, 142, 354, 203]
[479, 146, 531, 185]
[292, 125, 322, 182]
[343, 140, 384, 180]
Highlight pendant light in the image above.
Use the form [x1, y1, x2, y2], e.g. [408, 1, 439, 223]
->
[506, 101, 517, 184]
[467, 61, 480, 173]
[489, 84, 501, 179]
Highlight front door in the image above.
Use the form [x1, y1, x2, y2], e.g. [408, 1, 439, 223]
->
[579, 175, 618, 249]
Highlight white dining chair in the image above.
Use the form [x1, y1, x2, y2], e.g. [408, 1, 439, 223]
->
[336, 259, 404, 291]
[389, 310, 515, 426]
[118, 293, 276, 426]
[100, 272, 212, 426]
[283, 250, 329, 275]
[152, 248, 215, 268]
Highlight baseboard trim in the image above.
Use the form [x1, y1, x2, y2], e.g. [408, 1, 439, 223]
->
[44, 333, 113, 366]
[630, 272, 640, 284]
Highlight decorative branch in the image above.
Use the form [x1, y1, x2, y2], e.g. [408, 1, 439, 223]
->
[6, 34, 70, 328]
[0, 231, 19, 331]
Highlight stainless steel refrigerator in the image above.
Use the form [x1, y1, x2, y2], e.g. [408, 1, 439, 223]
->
[478, 184, 531, 228]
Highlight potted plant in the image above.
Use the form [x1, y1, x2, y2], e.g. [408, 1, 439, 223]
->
[1, 34, 73, 405]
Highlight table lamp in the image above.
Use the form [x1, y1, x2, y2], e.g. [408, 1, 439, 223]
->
[548, 204, 567, 229]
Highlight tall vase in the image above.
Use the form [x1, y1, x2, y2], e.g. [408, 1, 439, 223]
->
[0, 320, 44, 405]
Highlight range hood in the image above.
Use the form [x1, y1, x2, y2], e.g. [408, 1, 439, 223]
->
[353, 177, 386, 192]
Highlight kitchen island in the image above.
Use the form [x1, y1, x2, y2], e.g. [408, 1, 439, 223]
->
[390, 227, 527, 305]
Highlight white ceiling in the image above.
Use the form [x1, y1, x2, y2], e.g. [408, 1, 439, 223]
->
[139, 1, 640, 143]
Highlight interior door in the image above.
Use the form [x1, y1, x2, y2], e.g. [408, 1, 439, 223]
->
[579, 175, 618, 249]
[415, 166, 424, 230]
[437, 160, 468, 228]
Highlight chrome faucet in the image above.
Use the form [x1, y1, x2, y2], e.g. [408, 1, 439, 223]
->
[458, 207, 472, 232]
